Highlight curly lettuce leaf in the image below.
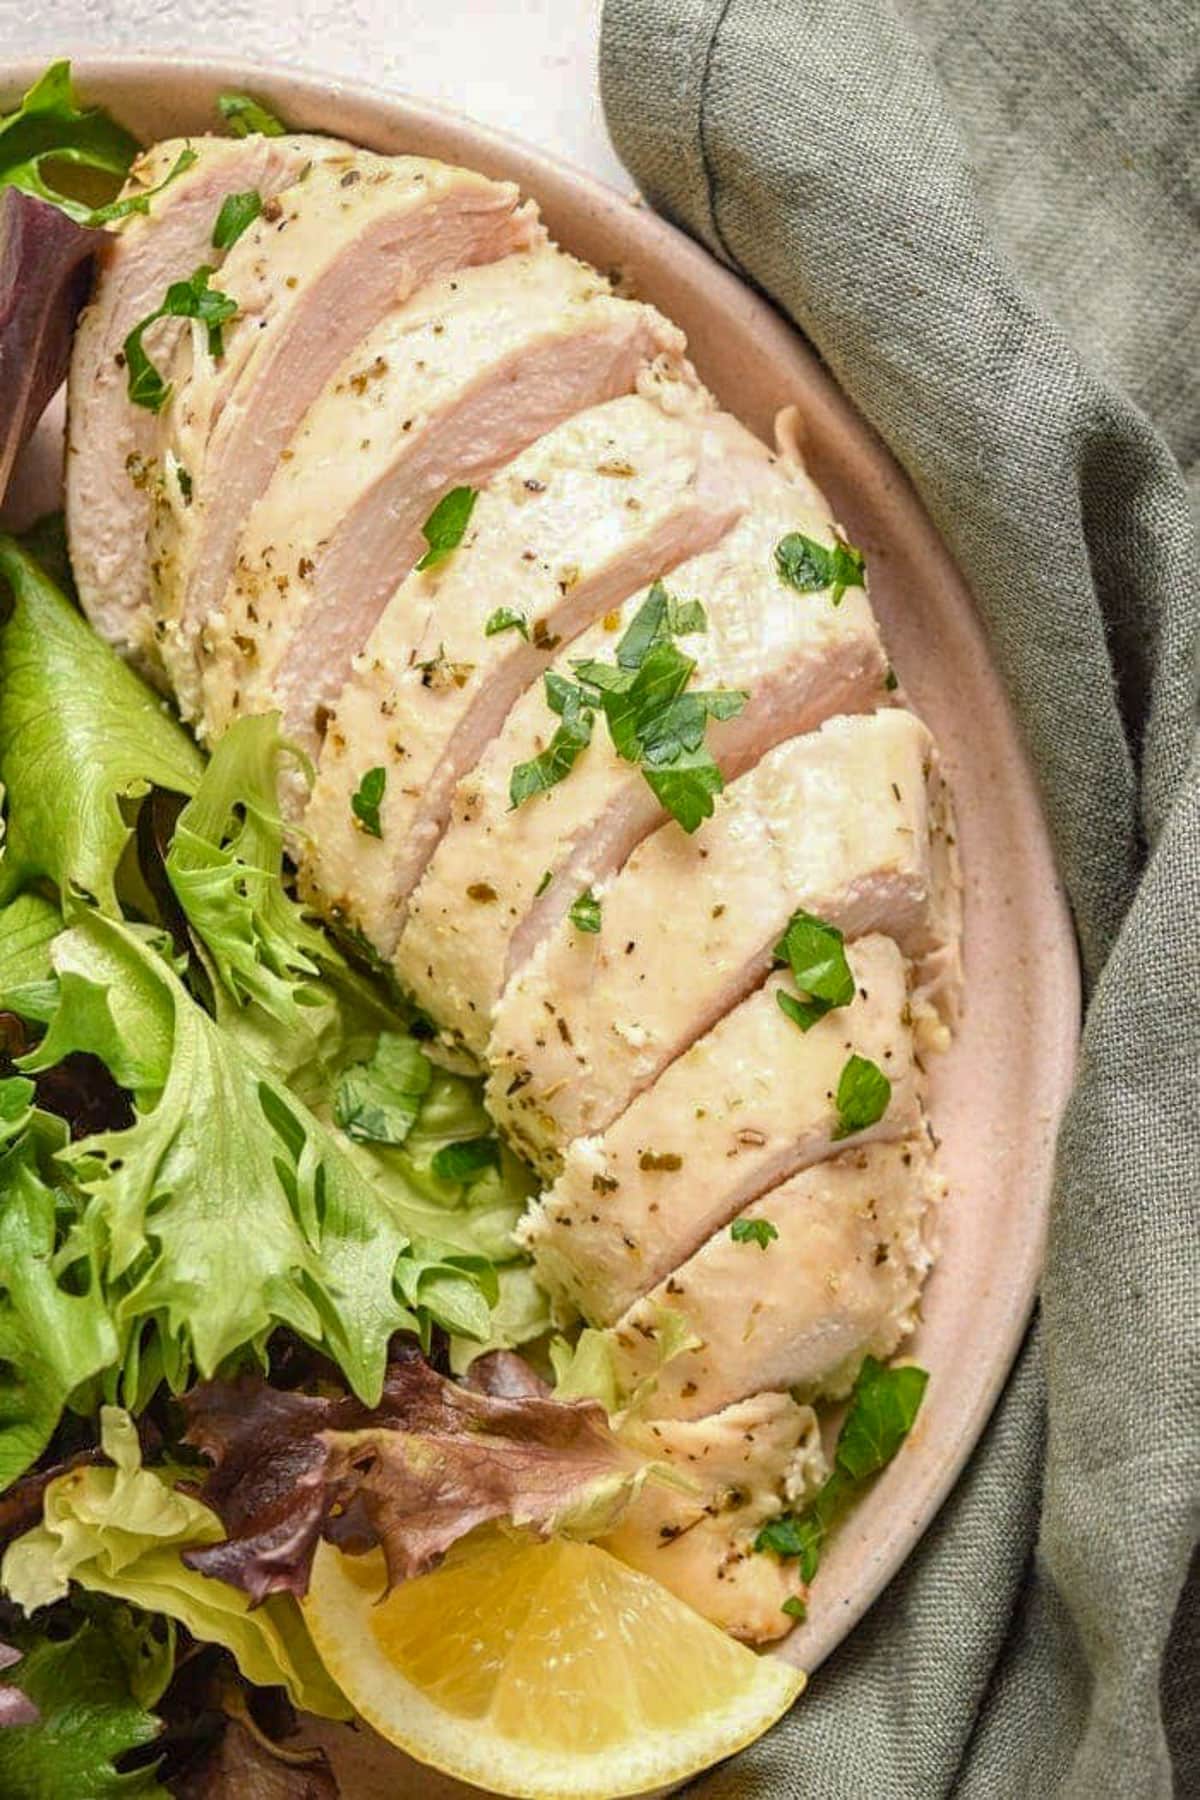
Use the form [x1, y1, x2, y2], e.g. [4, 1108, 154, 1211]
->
[1, 1407, 347, 1719]
[0, 1110, 118, 1488]
[0, 1612, 164, 1796]
[181, 1342, 645, 1602]
[41, 909, 488, 1403]
[0, 890, 62, 1017]
[164, 714, 402, 1100]
[0, 537, 204, 912]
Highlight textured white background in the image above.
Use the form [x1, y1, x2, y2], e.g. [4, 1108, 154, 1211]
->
[0, 0, 623, 184]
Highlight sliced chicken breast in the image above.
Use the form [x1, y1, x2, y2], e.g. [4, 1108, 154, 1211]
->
[196, 247, 688, 755]
[518, 935, 918, 1322]
[65, 132, 324, 680]
[609, 1136, 942, 1420]
[602, 1393, 825, 1643]
[488, 711, 956, 1161]
[300, 381, 773, 949]
[150, 148, 541, 719]
[397, 486, 892, 1055]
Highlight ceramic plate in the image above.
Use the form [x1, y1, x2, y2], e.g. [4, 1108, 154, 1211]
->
[1, 54, 1081, 1798]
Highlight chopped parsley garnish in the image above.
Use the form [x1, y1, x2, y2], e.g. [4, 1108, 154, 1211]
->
[832, 1053, 891, 1140]
[216, 91, 288, 137]
[334, 1032, 431, 1146]
[730, 1217, 778, 1250]
[416, 486, 477, 571]
[350, 765, 386, 839]
[534, 869, 553, 897]
[774, 910, 855, 1032]
[123, 265, 238, 413]
[430, 1135, 501, 1183]
[508, 584, 744, 833]
[775, 531, 866, 606]
[485, 606, 529, 640]
[781, 1595, 807, 1621]
[568, 888, 602, 934]
[212, 187, 262, 249]
[509, 676, 594, 807]
[755, 1355, 928, 1581]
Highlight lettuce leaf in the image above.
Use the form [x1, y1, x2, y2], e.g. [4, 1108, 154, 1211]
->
[41, 908, 489, 1403]
[180, 1342, 645, 1601]
[0, 1612, 165, 1796]
[1, 1407, 347, 1720]
[0, 1110, 118, 1489]
[0, 890, 62, 1017]
[0, 62, 139, 220]
[0, 537, 204, 912]
[163, 715, 396, 1101]
[0, 191, 102, 503]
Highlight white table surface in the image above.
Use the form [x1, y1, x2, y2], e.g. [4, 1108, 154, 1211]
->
[0, 0, 625, 188]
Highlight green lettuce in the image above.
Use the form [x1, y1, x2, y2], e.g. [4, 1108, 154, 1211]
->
[163, 714, 396, 1101]
[35, 909, 489, 1404]
[2, 1407, 347, 1719]
[0, 537, 204, 913]
[0, 1611, 166, 1796]
[0, 1109, 118, 1489]
[0, 890, 62, 1021]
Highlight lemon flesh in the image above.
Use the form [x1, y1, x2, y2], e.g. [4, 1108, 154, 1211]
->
[303, 1531, 804, 1799]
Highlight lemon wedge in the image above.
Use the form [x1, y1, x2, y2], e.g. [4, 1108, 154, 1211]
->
[303, 1530, 804, 1798]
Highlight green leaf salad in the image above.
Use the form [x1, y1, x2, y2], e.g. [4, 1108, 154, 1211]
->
[0, 525, 546, 1786]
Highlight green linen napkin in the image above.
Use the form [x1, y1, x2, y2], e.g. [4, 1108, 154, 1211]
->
[600, 2, 1199, 1794]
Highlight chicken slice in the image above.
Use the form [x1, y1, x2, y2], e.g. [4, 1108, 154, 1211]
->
[65, 131, 324, 681]
[488, 710, 958, 1160]
[601, 1394, 826, 1643]
[609, 1136, 942, 1420]
[397, 484, 891, 1055]
[195, 246, 687, 756]
[299, 380, 772, 949]
[149, 148, 542, 720]
[518, 935, 919, 1323]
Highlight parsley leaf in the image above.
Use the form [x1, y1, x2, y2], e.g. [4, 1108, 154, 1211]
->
[774, 910, 856, 1032]
[781, 1595, 807, 1621]
[485, 606, 529, 640]
[832, 1053, 891, 1139]
[334, 1031, 432, 1146]
[730, 1217, 778, 1250]
[508, 585, 742, 830]
[430, 1135, 501, 1184]
[775, 531, 866, 606]
[568, 888, 602, 934]
[216, 91, 288, 137]
[211, 186, 262, 249]
[123, 264, 238, 413]
[754, 1355, 928, 1582]
[534, 869, 553, 897]
[417, 486, 477, 571]
[351, 765, 386, 838]
[836, 1356, 929, 1478]
[509, 677, 594, 807]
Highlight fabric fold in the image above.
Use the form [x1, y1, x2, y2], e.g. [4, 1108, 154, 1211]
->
[600, 1, 1199, 1793]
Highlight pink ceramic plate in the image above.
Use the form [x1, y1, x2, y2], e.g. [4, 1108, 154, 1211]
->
[1, 54, 1081, 1797]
